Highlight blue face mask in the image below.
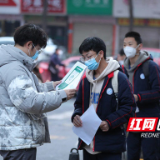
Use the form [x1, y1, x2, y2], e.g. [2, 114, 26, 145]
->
[85, 55, 101, 70]
[31, 51, 39, 60]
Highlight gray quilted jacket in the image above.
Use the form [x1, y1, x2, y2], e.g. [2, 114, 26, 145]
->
[0, 45, 67, 150]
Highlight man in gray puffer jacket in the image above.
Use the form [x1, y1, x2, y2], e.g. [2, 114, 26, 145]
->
[0, 24, 76, 160]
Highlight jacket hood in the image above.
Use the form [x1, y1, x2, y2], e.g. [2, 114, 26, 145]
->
[86, 58, 120, 84]
[0, 45, 36, 71]
[124, 51, 151, 72]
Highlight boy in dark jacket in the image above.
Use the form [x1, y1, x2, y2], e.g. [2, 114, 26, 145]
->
[123, 31, 160, 160]
[72, 37, 136, 160]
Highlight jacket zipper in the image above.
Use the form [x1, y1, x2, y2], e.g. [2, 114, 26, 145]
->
[132, 67, 139, 93]
[132, 67, 139, 118]
[93, 77, 111, 152]
[132, 58, 150, 117]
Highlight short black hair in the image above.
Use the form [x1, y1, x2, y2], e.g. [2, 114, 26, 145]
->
[55, 47, 60, 51]
[79, 37, 106, 59]
[125, 31, 142, 45]
[119, 48, 125, 56]
[14, 23, 47, 48]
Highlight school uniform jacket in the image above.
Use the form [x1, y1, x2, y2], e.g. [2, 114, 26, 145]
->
[72, 71, 136, 153]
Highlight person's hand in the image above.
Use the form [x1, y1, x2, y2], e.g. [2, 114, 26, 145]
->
[100, 121, 109, 132]
[134, 94, 138, 102]
[53, 80, 62, 88]
[73, 115, 82, 127]
[64, 89, 77, 100]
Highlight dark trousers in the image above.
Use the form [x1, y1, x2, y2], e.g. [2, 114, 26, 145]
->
[83, 149, 121, 160]
[127, 132, 158, 160]
[0, 148, 37, 160]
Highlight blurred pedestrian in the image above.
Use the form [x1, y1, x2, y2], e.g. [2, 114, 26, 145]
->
[0, 23, 76, 160]
[123, 31, 160, 160]
[72, 37, 136, 160]
[49, 48, 65, 81]
[116, 48, 126, 73]
[117, 48, 126, 65]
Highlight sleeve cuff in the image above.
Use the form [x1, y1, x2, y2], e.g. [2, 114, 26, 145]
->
[58, 90, 67, 101]
[106, 119, 111, 129]
[137, 94, 141, 102]
[45, 82, 55, 91]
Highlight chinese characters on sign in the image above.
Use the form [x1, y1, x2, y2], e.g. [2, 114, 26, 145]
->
[21, 0, 65, 14]
[84, 0, 109, 6]
[0, 0, 20, 14]
[118, 18, 160, 27]
[127, 118, 159, 132]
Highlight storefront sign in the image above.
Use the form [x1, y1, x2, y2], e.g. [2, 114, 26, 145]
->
[0, 0, 20, 14]
[67, 0, 112, 15]
[118, 18, 160, 27]
[114, 0, 160, 19]
[0, 0, 16, 6]
[21, 0, 65, 14]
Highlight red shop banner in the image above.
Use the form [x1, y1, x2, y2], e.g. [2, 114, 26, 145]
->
[0, 0, 17, 6]
[21, 0, 65, 14]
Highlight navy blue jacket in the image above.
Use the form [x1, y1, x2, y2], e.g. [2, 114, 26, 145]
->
[125, 58, 160, 117]
[50, 53, 64, 67]
[72, 71, 136, 153]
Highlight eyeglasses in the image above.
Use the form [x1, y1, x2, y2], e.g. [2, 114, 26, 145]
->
[80, 53, 98, 62]
[32, 44, 43, 54]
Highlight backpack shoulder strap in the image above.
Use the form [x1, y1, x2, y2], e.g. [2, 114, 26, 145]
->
[112, 70, 126, 130]
[142, 60, 151, 78]
[112, 70, 119, 94]
[111, 70, 119, 110]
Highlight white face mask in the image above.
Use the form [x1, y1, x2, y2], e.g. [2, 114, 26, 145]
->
[123, 45, 140, 58]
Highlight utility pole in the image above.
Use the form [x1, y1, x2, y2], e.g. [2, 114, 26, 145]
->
[42, 0, 48, 32]
[129, 0, 134, 31]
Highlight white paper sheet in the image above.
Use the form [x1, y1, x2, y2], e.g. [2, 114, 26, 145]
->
[56, 61, 87, 90]
[135, 106, 139, 113]
[72, 105, 102, 145]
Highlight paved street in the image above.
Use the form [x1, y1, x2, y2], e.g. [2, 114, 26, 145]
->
[0, 98, 83, 160]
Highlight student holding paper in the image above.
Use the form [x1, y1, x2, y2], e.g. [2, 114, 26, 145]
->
[72, 37, 136, 160]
